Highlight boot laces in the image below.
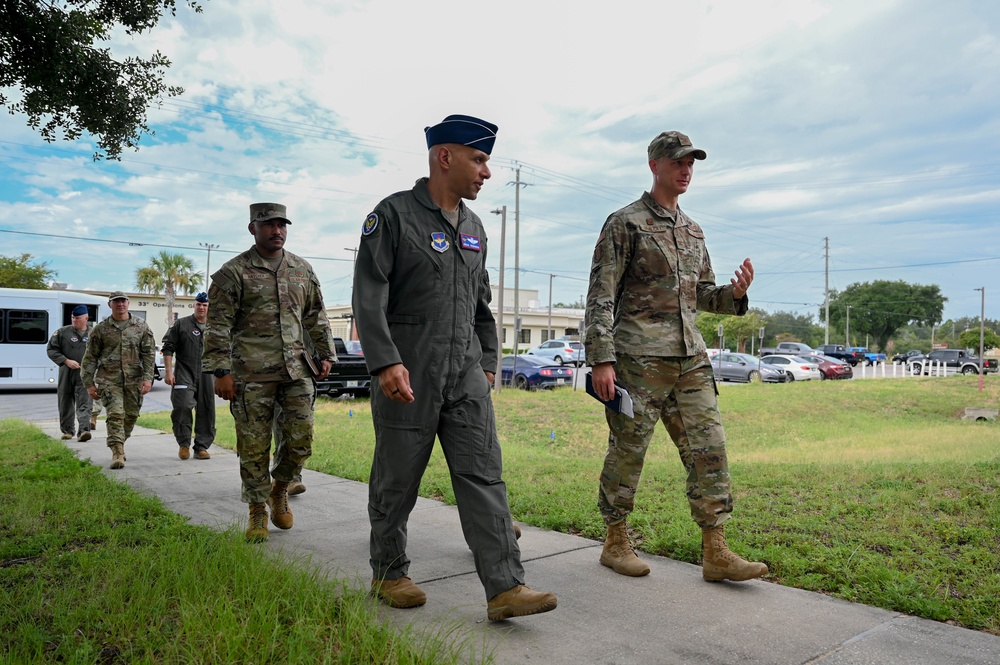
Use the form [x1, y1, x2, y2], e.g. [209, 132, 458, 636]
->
[249, 504, 267, 529]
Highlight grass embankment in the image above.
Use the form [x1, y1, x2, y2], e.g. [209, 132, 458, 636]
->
[144, 376, 1000, 635]
[0, 420, 487, 664]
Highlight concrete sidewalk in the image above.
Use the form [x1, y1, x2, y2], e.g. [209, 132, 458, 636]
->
[38, 419, 1000, 665]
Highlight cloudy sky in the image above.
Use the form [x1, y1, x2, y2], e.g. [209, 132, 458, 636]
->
[2, 0, 998, 324]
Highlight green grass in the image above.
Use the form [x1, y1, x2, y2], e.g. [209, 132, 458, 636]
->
[0, 420, 489, 664]
[142, 376, 1000, 636]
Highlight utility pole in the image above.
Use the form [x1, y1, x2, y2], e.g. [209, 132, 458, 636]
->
[824, 237, 830, 344]
[344, 247, 358, 340]
[491, 206, 507, 391]
[547, 273, 554, 342]
[845, 305, 851, 346]
[975, 287, 985, 392]
[509, 166, 529, 381]
[199, 242, 219, 289]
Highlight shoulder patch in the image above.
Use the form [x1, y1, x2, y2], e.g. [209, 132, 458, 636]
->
[362, 213, 379, 236]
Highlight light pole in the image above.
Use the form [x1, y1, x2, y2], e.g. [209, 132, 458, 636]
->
[547, 273, 554, 343]
[491, 206, 507, 391]
[199, 242, 219, 289]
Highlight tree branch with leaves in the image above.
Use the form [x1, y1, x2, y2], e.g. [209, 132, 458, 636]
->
[0, 0, 203, 160]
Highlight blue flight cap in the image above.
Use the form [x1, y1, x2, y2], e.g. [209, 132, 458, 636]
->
[71, 305, 88, 316]
[424, 114, 498, 155]
[194, 292, 209, 303]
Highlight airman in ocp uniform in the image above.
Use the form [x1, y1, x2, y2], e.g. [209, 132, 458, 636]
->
[585, 131, 768, 583]
[203, 202, 335, 543]
[81, 291, 156, 469]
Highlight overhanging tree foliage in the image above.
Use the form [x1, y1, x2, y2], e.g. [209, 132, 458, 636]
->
[0, 0, 202, 160]
[0, 252, 57, 288]
[823, 280, 946, 351]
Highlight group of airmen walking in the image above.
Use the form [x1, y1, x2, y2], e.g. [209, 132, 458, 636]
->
[48, 114, 767, 622]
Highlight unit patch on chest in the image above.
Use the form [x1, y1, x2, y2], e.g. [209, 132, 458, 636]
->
[459, 233, 481, 251]
[430, 232, 450, 253]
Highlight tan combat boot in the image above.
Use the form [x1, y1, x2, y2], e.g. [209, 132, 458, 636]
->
[245, 503, 269, 543]
[371, 576, 427, 608]
[267, 480, 293, 529]
[90, 414, 98, 430]
[599, 520, 651, 576]
[110, 444, 126, 470]
[701, 525, 768, 582]
[287, 480, 306, 496]
[487, 585, 558, 621]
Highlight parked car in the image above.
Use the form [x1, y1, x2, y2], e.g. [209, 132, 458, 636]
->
[525, 339, 586, 366]
[892, 349, 922, 364]
[760, 354, 823, 381]
[815, 344, 863, 366]
[153, 346, 165, 381]
[315, 337, 371, 398]
[343, 339, 363, 355]
[758, 341, 816, 357]
[907, 349, 999, 375]
[500, 355, 574, 390]
[813, 354, 854, 380]
[711, 352, 787, 383]
[849, 347, 887, 365]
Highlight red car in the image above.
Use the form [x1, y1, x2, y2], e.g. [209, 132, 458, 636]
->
[814, 355, 853, 380]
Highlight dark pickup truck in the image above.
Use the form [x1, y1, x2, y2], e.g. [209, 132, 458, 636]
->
[815, 344, 863, 366]
[908, 349, 999, 376]
[315, 338, 371, 398]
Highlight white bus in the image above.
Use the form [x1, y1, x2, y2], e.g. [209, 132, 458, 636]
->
[0, 288, 111, 390]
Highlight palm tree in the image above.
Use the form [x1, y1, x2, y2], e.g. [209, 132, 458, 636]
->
[135, 251, 203, 325]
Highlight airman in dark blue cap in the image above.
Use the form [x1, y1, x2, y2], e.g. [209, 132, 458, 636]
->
[47, 304, 96, 441]
[353, 115, 558, 621]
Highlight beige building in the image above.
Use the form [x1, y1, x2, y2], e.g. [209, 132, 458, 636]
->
[327, 286, 586, 352]
[74, 286, 583, 355]
[77, 289, 202, 347]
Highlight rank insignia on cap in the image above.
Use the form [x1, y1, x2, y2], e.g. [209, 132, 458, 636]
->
[430, 232, 450, 253]
[459, 233, 481, 251]
[362, 213, 379, 236]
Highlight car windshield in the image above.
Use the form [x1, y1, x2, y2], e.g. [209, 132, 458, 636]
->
[568, 342, 583, 350]
[792, 356, 817, 365]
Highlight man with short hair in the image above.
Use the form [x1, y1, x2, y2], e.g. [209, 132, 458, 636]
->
[81, 292, 156, 469]
[203, 202, 336, 543]
[353, 114, 557, 621]
[585, 131, 767, 583]
[46, 304, 95, 441]
[162, 291, 216, 460]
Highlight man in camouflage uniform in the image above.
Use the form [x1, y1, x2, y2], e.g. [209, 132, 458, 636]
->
[81, 292, 156, 469]
[46, 304, 95, 442]
[584, 131, 767, 583]
[353, 114, 557, 621]
[203, 202, 335, 543]
[162, 291, 215, 460]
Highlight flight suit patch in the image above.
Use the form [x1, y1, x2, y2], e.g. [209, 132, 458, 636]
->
[459, 233, 481, 251]
[430, 232, 450, 253]
[362, 213, 379, 236]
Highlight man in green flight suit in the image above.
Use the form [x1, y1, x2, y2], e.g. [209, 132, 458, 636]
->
[353, 114, 557, 621]
[162, 291, 216, 460]
[47, 304, 96, 442]
[81, 291, 156, 470]
[203, 202, 336, 543]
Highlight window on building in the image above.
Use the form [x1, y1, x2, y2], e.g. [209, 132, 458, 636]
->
[541, 329, 557, 342]
[518, 328, 531, 345]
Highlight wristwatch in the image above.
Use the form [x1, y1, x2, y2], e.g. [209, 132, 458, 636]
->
[213, 368, 231, 378]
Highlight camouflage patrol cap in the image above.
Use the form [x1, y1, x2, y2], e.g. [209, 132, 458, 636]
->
[108, 291, 129, 301]
[647, 131, 707, 161]
[249, 202, 291, 224]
